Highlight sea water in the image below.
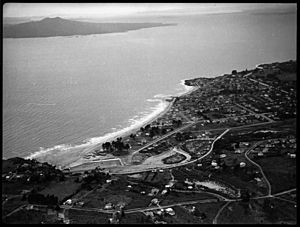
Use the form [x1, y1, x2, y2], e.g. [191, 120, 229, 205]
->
[3, 12, 296, 167]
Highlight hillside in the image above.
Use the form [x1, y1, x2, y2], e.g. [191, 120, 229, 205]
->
[3, 17, 175, 38]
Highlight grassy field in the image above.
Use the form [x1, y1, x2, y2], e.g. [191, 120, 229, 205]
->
[160, 205, 203, 224]
[2, 196, 27, 217]
[39, 177, 82, 202]
[81, 177, 153, 210]
[68, 209, 111, 224]
[192, 202, 227, 224]
[217, 196, 297, 224]
[160, 191, 217, 206]
[3, 209, 46, 224]
[217, 201, 259, 224]
[2, 181, 36, 195]
[259, 198, 297, 224]
[253, 156, 296, 193]
[119, 212, 153, 224]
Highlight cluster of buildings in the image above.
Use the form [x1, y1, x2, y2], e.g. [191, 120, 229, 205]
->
[252, 135, 296, 158]
[2, 158, 63, 184]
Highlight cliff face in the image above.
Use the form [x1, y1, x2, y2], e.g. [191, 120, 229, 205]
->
[3, 17, 175, 38]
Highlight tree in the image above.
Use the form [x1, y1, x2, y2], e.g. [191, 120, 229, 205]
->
[129, 134, 136, 140]
[124, 144, 130, 150]
[241, 189, 250, 202]
[175, 132, 183, 142]
[232, 70, 237, 75]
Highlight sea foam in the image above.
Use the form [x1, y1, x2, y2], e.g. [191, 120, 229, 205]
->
[25, 79, 189, 165]
[25, 96, 169, 161]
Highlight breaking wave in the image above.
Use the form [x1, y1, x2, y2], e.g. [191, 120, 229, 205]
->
[25, 78, 192, 165]
[25, 97, 169, 162]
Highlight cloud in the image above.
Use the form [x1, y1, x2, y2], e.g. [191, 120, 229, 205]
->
[3, 3, 296, 18]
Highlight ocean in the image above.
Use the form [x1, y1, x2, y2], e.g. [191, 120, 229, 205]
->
[3, 12, 296, 167]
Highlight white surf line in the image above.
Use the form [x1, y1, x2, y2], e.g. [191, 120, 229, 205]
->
[27, 103, 56, 106]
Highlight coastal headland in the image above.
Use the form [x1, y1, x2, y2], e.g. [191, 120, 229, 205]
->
[3, 60, 296, 224]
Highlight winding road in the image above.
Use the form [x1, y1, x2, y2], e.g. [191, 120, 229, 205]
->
[244, 141, 272, 195]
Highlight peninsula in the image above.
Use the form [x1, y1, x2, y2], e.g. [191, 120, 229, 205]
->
[2, 60, 296, 224]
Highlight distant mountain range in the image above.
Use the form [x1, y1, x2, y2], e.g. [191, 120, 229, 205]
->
[3, 17, 176, 38]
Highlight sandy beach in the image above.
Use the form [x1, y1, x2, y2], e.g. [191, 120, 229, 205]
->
[67, 82, 198, 169]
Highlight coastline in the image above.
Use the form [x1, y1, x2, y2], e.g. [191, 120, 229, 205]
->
[67, 81, 198, 168]
[25, 79, 198, 169]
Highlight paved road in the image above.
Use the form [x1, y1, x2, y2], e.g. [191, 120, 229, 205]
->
[130, 121, 199, 158]
[3, 204, 27, 218]
[109, 128, 230, 175]
[244, 141, 272, 196]
[244, 72, 289, 94]
[60, 187, 296, 217]
[212, 201, 231, 224]
[252, 188, 297, 200]
[63, 198, 218, 215]
[235, 103, 274, 123]
[69, 117, 280, 174]
[189, 121, 275, 134]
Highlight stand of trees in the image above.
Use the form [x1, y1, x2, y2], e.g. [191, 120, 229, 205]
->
[81, 168, 111, 189]
[102, 137, 130, 155]
[28, 193, 58, 206]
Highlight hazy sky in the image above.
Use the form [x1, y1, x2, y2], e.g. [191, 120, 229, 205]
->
[3, 3, 296, 18]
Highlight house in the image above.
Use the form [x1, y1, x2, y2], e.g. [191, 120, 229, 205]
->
[161, 189, 168, 195]
[145, 211, 154, 217]
[211, 161, 218, 167]
[254, 177, 262, 182]
[235, 149, 242, 154]
[104, 203, 114, 210]
[63, 199, 72, 205]
[239, 162, 246, 168]
[77, 201, 84, 207]
[57, 209, 66, 220]
[165, 208, 175, 216]
[151, 198, 159, 205]
[63, 219, 70, 224]
[47, 208, 57, 216]
[289, 153, 296, 158]
[258, 152, 264, 157]
[219, 154, 227, 158]
[151, 188, 160, 195]
[262, 148, 269, 153]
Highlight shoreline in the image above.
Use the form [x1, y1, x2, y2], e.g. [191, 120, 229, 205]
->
[67, 81, 198, 168]
[25, 79, 198, 169]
